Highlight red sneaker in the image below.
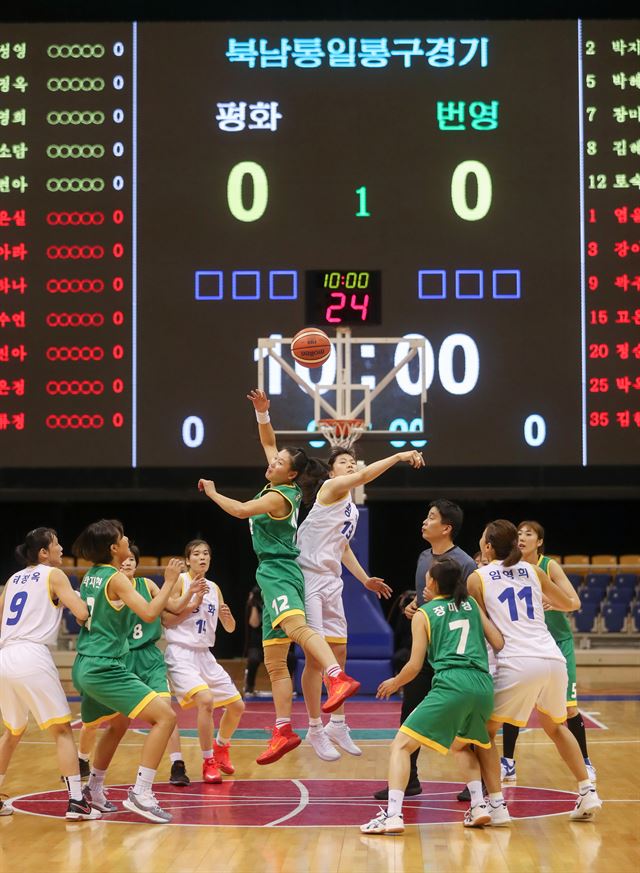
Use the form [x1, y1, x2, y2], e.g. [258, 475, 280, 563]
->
[202, 757, 222, 783]
[256, 724, 301, 765]
[322, 671, 361, 714]
[213, 740, 235, 775]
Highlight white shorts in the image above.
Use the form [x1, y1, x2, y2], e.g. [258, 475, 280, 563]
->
[492, 656, 568, 726]
[303, 573, 347, 643]
[0, 642, 71, 734]
[164, 644, 241, 709]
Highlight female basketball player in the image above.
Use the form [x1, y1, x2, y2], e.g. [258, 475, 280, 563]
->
[296, 444, 424, 762]
[467, 519, 602, 822]
[163, 539, 245, 784]
[197, 389, 362, 765]
[360, 557, 505, 834]
[0, 528, 99, 820]
[72, 519, 197, 823]
[77, 544, 196, 788]
[498, 521, 595, 784]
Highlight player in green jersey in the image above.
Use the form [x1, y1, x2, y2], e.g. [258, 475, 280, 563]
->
[360, 557, 506, 835]
[497, 521, 596, 784]
[76, 543, 195, 786]
[72, 519, 203, 823]
[197, 389, 361, 766]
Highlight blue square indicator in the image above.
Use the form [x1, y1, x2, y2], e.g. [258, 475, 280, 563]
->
[269, 271, 298, 300]
[493, 270, 521, 299]
[232, 271, 261, 300]
[418, 270, 446, 300]
[195, 271, 223, 300]
[455, 270, 483, 299]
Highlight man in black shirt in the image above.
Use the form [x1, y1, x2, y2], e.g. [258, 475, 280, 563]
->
[374, 499, 476, 800]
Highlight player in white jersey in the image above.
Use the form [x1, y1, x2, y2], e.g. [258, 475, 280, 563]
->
[467, 519, 602, 822]
[164, 539, 244, 783]
[296, 446, 425, 761]
[0, 527, 99, 820]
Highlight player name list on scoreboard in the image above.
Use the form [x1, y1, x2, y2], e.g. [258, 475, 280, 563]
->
[0, 25, 133, 464]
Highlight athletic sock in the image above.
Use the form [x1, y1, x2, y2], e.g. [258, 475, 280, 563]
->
[387, 789, 404, 818]
[489, 792, 504, 806]
[201, 749, 213, 760]
[325, 664, 341, 678]
[275, 718, 290, 730]
[216, 734, 230, 747]
[78, 752, 90, 763]
[502, 722, 520, 759]
[308, 717, 323, 731]
[468, 780, 484, 806]
[64, 774, 83, 801]
[169, 752, 182, 764]
[329, 714, 345, 724]
[567, 712, 589, 759]
[133, 766, 156, 796]
[578, 779, 593, 794]
[87, 767, 106, 793]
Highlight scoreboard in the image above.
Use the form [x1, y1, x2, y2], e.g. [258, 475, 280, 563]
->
[0, 20, 638, 467]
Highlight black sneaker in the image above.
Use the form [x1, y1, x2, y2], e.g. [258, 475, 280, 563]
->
[373, 780, 422, 801]
[79, 757, 91, 779]
[169, 760, 190, 786]
[66, 796, 101, 820]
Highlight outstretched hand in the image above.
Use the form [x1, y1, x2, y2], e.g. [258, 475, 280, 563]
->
[396, 450, 425, 469]
[164, 557, 185, 587]
[198, 478, 217, 498]
[247, 389, 270, 414]
[376, 677, 400, 699]
[364, 577, 393, 599]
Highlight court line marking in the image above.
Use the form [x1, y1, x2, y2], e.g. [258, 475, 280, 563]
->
[265, 780, 310, 826]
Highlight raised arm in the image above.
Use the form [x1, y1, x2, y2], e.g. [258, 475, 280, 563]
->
[50, 568, 89, 623]
[342, 542, 392, 599]
[247, 389, 278, 465]
[535, 565, 581, 612]
[319, 450, 425, 503]
[198, 478, 289, 519]
[109, 558, 184, 622]
[376, 611, 429, 698]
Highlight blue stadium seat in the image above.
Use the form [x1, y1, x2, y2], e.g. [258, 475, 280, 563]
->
[63, 607, 82, 635]
[566, 573, 583, 591]
[601, 603, 628, 633]
[585, 573, 611, 593]
[633, 604, 640, 633]
[574, 605, 598, 633]
[607, 587, 634, 607]
[68, 573, 80, 590]
[615, 573, 638, 592]
[580, 587, 605, 606]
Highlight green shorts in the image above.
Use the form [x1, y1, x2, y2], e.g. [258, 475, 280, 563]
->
[72, 652, 158, 727]
[556, 636, 578, 706]
[400, 668, 494, 755]
[257, 558, 305, 645]
[125, 643, 171, 697]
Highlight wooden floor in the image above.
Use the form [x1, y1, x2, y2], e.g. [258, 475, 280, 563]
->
[1, 681, 639, 873]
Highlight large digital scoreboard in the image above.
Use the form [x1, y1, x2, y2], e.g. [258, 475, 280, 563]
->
[0, 20, 638, 467]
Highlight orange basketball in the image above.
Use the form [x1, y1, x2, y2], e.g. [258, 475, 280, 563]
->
[291, 327, 331, 369]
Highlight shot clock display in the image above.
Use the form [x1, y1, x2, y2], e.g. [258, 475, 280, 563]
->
[0, 19, 638, 468]
[305, 271, 382, 325]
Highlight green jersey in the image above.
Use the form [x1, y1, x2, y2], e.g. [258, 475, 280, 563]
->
[129, 578, 161, 649]
[539, 555, 573, 642]
[418, 595, 489, 674]
[249, 482, 302, 562]
[77, 564, 130, 659]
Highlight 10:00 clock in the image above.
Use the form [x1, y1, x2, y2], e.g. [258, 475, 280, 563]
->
[305, 270, 382, 326]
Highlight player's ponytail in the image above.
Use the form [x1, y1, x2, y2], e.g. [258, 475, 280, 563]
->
[283, 446, 330, 506]
[14, 527, 57, 567]
[484, 519, 522, 568]
[429, 557, 467, 608]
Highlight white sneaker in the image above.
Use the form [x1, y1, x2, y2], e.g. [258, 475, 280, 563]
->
[306, 726, 340, 761]
[360, 808, 405, 835]
[586, 762, 597, 785]
[570, 788, 602, 821]
[463, 803, 492, 828]
[488, 801, 511, 826]
[83, 785, 117, 813]
[500, 757, 516, 783]
[123, 787, 172, 823]
[0, 795, 13, 816]
[325, 720, 362, 756]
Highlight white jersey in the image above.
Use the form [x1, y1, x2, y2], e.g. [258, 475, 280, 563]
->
[163, 573, 220, 649]
[0, 564, 63, 647]
[476, 559, 564, 662]
[296, 492, 359, 579]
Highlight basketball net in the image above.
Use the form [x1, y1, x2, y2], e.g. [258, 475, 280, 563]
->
[317, 418, 365, 448]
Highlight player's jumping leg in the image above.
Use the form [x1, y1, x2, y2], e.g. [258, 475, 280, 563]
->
[323, 643, 361, 756]
[258, 641, 302, 765]
[302, 652, 340, 761]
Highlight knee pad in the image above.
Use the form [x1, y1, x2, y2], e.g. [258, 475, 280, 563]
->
[279, 614, 318, 651]
[263, 644, 291, 683]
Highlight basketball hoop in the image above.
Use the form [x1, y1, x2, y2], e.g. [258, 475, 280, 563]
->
[317, 418, 365, 448]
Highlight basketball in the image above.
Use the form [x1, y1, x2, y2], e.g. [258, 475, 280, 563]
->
[291, 327, 331, 368]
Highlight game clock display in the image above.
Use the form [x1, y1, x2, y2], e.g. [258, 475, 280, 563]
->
[0, 19, 638, 468]
[305, 271, 382, 326]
